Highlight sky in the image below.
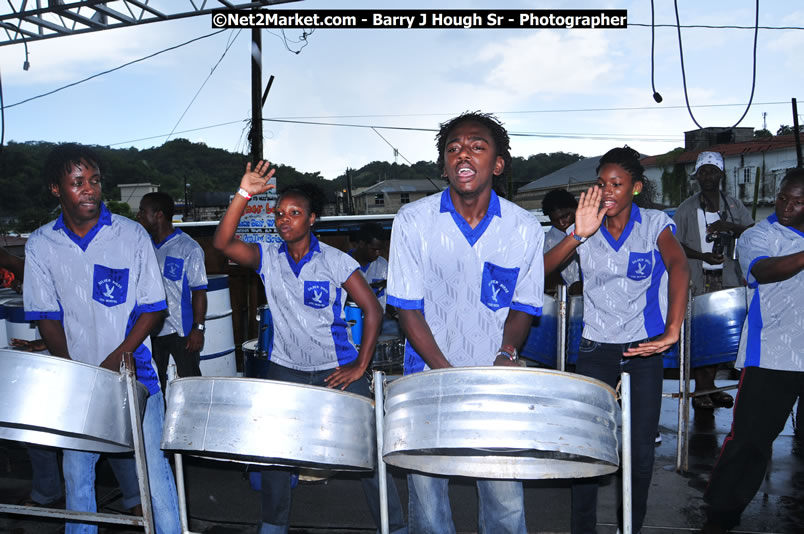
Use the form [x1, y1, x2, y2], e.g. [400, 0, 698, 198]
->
[1, 0, 802, 182]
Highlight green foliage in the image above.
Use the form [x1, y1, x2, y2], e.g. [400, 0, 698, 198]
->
[754, 129, 772, 139]
[0, 139, 584, 225]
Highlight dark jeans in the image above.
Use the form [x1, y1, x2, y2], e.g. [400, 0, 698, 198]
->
[571, 338, 664, 534]
[704, 366, 804, 529]
[260, 363, 406, 534]
[151, 333, 201, 394]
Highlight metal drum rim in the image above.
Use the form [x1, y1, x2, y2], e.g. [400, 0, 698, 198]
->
[2, 348, 134, 378]
[386, 366, 616, 398]
[170, 376, 376, 404]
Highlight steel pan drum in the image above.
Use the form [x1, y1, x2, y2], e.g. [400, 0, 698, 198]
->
[162, 377, 376, 470]
[0, 349, 148, 453]
[372, 335, 404, 371]
[382, 367, 619, 479]
[690, 287, 747, 367]
[521, 294, 558, 367]
[242, 338, 269, 379]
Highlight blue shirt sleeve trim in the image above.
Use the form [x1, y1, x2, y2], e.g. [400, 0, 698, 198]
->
[511, 302, 542, 316]
[746, 255, 769, 288]
[25, 310, 63, 321]
[138, 300, 168, 313]
[387, 295, 424, 310]
[190, 284, 208, 291]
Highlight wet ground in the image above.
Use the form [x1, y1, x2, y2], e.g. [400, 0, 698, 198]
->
[2, 377, 802, 533]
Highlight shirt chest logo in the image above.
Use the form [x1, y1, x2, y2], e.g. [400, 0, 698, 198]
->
[164, 256, 184, 281]
[304, 281, 330, 309]
[92, 265, 129, 307]
[627, 251, 653, 281]
[480, 262, 519, 311]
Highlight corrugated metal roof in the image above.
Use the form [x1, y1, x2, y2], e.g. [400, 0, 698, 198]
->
[641, 134, 799, 167]
[517, 156, 600, 193]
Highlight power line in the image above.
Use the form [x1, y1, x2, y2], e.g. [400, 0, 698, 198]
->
[109, 119, 246, 146]
[630, 22, 804, 30]
[164, 29, 242, 143]
[3, 29, 228, 109]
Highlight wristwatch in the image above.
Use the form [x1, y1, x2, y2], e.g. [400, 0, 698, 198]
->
[192, 323, 205, 332]
[496, 344, 518, 362]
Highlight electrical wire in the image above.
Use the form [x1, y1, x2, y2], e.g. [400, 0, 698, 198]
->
[370, 126, 444, 191]
[165, 29, 242, 143]
[673, 0, 760, 129]
[3, 29, 228, 110]
[650, 0, 662, 103]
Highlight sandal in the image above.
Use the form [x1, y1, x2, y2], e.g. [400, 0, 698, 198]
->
[692, 394, 714, 410]
[710, 391, 734, 408]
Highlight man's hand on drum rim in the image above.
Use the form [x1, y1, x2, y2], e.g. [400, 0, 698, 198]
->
[324, 361, 368, 390]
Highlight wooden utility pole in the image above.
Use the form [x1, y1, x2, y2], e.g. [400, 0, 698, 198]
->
[250, 27, 263, 164]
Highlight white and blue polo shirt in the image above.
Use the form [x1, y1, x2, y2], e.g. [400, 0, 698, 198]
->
[573, 205, 675, 344]
[350, 252, 388, 312]
[23, 204, 167, 394]
[736, 214, 804, 371]
[152, 229, 208, 338]
[544, 226, 581, 285]
[387, 189, 544, 373]
[257, 234, 360, 371]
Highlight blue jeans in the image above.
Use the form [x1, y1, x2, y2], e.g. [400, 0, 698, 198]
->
[407, 473, 526, 534]
[63, 391, 181, 534]
[28, 445, 63, 505]
[571, 338, 664, 534]
[259, 363, 407, 534]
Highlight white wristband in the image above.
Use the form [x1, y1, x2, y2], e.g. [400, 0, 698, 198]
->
[237, 188, 252, 200]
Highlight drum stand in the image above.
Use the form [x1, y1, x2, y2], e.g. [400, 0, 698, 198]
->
[0, 359, 156, 533]
[372, 369, 634, 534]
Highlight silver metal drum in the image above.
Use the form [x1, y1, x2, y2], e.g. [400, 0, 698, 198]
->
[0, 349, 148, 453]
[382, 367, 619, 479]
[162, 377, 376, 470]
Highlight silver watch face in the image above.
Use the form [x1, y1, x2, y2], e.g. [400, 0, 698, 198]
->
[194, 324, 205, 331]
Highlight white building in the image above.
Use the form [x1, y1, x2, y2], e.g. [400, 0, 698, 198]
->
[118, 182, 159, 212]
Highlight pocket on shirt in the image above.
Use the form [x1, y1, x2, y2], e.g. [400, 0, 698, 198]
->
[304, 281, 330, 309]
[92, 265, 129, 307]
[480, 262, 520, 311]
[626, 251, 653, 281]
[163, 256, 184, 281]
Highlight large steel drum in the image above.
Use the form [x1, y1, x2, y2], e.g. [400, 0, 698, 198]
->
[689, 287, 747, 367]
[382, 367, 619, 479]
[162, 377, 376, 470]
[520, 293, 558, 367]
[0, 349, 148, 453]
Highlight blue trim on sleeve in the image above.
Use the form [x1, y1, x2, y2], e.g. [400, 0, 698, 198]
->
[138, 300, 168, 314]
[24, 309, 63, 321]
[189, 284, 208, 291]
[387, 295, 424, 310]
[745, 255, 769, 289]
[744, 288, 763, 367]
[52, 203, 113, 252]
[511, 302, 542, 316]
[181, 274, 193, 336]
[439, 189, 501, 247]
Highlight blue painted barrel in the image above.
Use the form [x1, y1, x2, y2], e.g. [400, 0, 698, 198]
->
[521, 294, 558, 367]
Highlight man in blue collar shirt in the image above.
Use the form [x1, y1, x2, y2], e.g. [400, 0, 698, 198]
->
[138, 191, 208, 393]
[387, 112, 544, 534]
[701, 168, 804, 534]
[23, 144, 181, 534]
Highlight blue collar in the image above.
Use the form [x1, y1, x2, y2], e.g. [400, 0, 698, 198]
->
[53, 203, 112, 252]
[600, 203, 641, 252]
[153, 228, 182, 249]
[768, 213, 804, 238]
[279, 233, 321, 278]
[439, 189, 501, 247]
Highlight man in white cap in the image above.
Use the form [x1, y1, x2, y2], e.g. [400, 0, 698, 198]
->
[673, 151, 753, 410]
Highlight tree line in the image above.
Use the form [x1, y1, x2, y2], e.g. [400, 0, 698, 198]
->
[0, 139, 582, 233]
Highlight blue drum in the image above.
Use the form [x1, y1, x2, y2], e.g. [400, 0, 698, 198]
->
[689, 287, 747, 367]
[521, 294, 558, 368]
[257, 304, 274, 356]
[242, 339, 269, 379]
[344, 300, 363, 346]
